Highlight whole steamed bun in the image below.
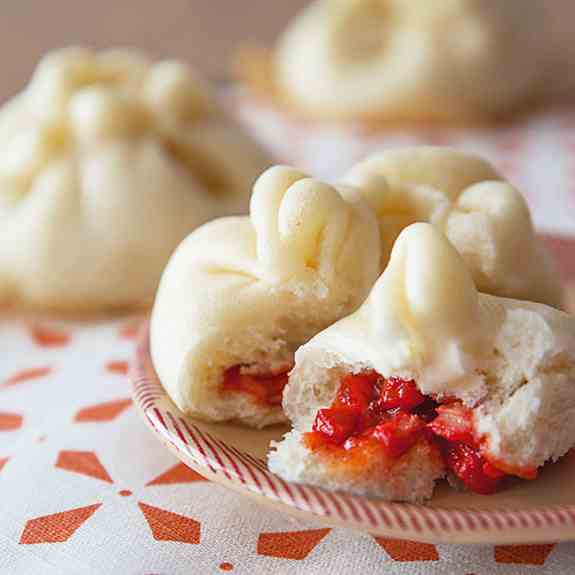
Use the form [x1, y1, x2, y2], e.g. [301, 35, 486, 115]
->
[0, 47, 270, 311]
[150, 165, 381, 427]
[274, 0, 551, 121]
[344, 147, 563, 308]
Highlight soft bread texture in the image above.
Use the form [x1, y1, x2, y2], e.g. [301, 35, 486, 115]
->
[270, 429, 444, 502]
[150, 166, 381, 428]
[274, 0, 552, 122]
[344, 147, 562, 308]
[0, 47, 270, 312]
[270, 223, 575, 499]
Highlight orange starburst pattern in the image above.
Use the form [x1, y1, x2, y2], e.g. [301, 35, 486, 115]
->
[3, 367, 52, 388]
[118, 320, 144, 340]
[105, 360, 129, 376]
[75, 399, 132, 423]
[56, 451, 113, 483]
[20, 455, 203, 546]
[29, 325, 71, 348]
[257, 529, 331, 560]
[20, 504, 102, 544]
[494, 544, 556, 565]
[374, 537, 439, 561]
[0, 412, 23, 431]
[138, 503, 201, 544]
[146, 463, 207, 486]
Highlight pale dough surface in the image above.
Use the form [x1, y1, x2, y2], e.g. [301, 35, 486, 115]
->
[150, 166, 381, 427]
[274, 0, 552, 121]
[344, 147, 563, 308]
[0, 47, 270, 311]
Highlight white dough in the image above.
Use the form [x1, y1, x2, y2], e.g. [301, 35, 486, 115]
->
[0, 47, 270, 311]
[344, 147, 563, 307]
[150, 166, 381, 427]
[274, 0, 553, 121]
[270, 223, 575, 500]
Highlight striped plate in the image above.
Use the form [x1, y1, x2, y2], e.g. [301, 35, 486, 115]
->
[132, 234, 575, 544]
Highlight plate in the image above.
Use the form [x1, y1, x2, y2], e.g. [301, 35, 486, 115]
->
[132, 236, 575, 545]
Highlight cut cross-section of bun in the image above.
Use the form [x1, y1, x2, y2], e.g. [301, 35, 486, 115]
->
[269, 223, 575, 501]
[150, 166, 381, 428]
[344, 147, 563, 308]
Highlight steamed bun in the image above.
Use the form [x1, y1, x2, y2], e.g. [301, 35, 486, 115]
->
[344, 147, 562, 308]
[150, 165, 381, 427]
[270, 224, 575, 500]
[0, 47, 270, 311]
[273, 0, 551, 121]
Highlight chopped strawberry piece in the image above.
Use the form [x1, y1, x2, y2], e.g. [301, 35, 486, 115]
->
[428, 402, 475, 444]
[335, 371, 379, 411]
[482, 461, 507, 480]
[222, 365, 290, 406]
[312, 407, 359, 445]
[342, 433, 370, 452]
[302, 368, 537, 496]
[444, 442, 499, 495]
[379, 377, 425, 411]
[370, 412, 426, 458]
[481, 452, 538, 480]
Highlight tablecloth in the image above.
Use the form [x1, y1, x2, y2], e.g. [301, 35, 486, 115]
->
[2, 317, 575, 575]
[2, 98, 575, 575]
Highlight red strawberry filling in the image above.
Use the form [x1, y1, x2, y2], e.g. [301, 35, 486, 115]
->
[369, 412, 427, 458]
[442, 442, 501, 495]
[222, 364, 292, 407]
[379, 377, 426, 411]
[304, 370, 537, 494]
[428, 402, 476, 444]
[313, 407, 360, 444]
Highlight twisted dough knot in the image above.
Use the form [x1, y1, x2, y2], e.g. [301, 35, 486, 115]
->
[370, 223, 484, 371]
[250, 165, 380, 286]
[344, 147, 561, 307]
[0, 47, 217, 197]
[28, 47, 215, 128]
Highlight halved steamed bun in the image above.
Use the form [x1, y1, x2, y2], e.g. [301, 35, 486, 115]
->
[273, 0, 551, 121]
[150, 166, 381, 428]
[269, 223, 575, 501]
[344, 147, 562, 307]
[0, 47, 270, 311]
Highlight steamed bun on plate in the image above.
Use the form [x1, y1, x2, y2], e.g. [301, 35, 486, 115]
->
[269, 224, 575, 501]
[151, 147, 563, 429]
[272, 0, 551, 122]
[344, 147, 563, 308]
[150, 166, 381, 428]
[0, 47, 270, 312]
